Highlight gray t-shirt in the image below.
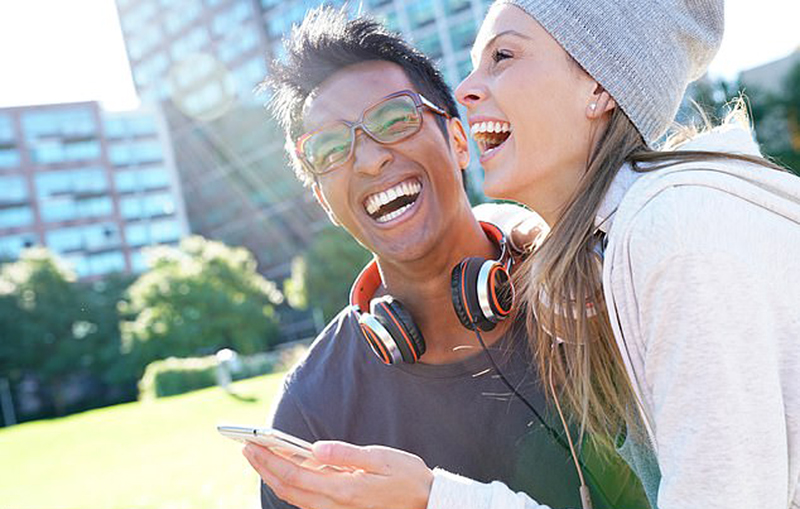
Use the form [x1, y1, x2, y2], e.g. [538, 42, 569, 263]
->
[260, 308, 642, 509]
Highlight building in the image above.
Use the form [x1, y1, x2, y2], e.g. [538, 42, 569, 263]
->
[112, 0, 496, 276]
[0, 101, 189, 278]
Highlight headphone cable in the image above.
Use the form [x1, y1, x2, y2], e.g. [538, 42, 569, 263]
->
[472, 325, 595, 509]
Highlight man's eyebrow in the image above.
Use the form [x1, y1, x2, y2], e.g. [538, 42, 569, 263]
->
[471, 30, 532, 62]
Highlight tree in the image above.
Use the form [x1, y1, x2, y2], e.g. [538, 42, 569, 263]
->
[0, 249, 90, 414]
[298, 226, 372, 321]
[120, 236, 283, 372]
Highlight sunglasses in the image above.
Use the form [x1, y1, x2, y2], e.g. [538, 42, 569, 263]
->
[295, 90, 451, 176]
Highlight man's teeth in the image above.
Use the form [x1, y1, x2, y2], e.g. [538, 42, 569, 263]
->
[376, 203, 413, 223]
[470, 121, 512, 135]
[364, 179, 421, 215]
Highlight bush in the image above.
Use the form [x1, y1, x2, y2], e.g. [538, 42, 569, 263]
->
[137, 343, 309, 400]
[138, 356, 218, 400]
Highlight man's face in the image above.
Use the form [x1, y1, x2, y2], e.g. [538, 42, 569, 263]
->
[303, 61, 470, 263]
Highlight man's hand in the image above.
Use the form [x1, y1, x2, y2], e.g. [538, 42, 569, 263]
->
[244, 440, 434, 509]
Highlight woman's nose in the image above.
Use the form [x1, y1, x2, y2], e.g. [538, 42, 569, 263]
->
[455, 71, 485, 109]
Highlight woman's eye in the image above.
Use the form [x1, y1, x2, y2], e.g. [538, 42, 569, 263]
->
[492, 49, 513, 63]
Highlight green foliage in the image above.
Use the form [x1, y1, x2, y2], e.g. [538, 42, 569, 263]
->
[138, 355, 218, 399]
[302, 226, 372, 321]
[0, 249, 137, 416]
[120, 236, 283, 372]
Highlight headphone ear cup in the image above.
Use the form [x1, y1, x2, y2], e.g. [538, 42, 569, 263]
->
[371, 296, 425, 363]
[451, 257, 495, 331]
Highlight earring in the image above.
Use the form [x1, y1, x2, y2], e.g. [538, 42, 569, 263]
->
[589, 103, 597, 111]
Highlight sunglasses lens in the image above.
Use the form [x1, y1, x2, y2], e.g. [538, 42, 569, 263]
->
[363, 95, 421, 143]
[302, 123, 352, 174]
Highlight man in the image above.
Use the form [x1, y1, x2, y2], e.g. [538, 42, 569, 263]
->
[249, 7, 647, 509]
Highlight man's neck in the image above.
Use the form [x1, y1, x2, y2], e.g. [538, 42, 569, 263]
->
[374, 217, 511, 364]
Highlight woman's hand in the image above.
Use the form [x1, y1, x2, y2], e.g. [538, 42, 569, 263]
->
[243, 440, 434, 509]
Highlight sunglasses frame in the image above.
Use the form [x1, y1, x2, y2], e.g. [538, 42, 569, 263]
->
[295, 89, 451, 176]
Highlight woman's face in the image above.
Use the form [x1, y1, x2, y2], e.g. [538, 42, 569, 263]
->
[455, 3, 606, 223]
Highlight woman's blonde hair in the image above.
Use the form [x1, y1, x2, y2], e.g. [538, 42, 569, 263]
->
[515, 98, 786, 449]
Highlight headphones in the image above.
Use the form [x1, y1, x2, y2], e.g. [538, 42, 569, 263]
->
[349, 221, 515, 365]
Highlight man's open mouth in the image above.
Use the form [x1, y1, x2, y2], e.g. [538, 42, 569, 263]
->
[363, 177, 422, 224]
[471, 121, 512, 155]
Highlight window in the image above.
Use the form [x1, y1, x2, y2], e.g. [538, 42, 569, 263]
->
[36, 168, 107, 199]
[143, 193, 176, 217]
[0, 148, 20, 168]
[125, 222, 149, 246]
[130, 250, 147, 272]
[106, 115, 159, 139]
[164, 2, 201, 35]
[0, 234, 36, 260]
[151, 218, 180, 243]
[231, 57, 266, 100]
[108, 141, 163, 166]
[125, 218, 181, 247]
[416, 33, 443, 60]
[445, 0, 471, 14]
[141, 168, 171, 189]
[64, 140, 101, 161]
[115, 167, 171, 193]
[134, 53, 169, 88]
[218, 27, 259, 63]
[450, 21, 476, 50]
[0, 206, 33, 228]
[0, 176, 27, 203]
[171, 25, 209, 60]
[120, 197, 144, 219]
[87, 251, 126, 276]
[47, 227, 83, 253]
[457, 56, 473, 80]
[22, 108, 97, 141]
[407, 0, 436, 28]
[76, 197, 113, 219]
[0, 115, 15, 143]
[212, 0, 252, 38]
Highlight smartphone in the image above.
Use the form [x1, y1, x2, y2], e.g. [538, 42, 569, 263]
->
[217, 425, 344, 471]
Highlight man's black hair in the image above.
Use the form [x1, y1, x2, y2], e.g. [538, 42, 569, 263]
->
[262, 6, 461, 184]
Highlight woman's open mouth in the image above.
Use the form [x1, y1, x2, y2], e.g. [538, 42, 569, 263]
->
[363, 177, 422, 224]
[471, 120, 512, 161]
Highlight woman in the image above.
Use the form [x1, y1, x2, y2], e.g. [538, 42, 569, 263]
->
[245, 1, 800, 508]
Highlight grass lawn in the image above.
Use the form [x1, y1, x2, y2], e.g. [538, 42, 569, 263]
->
[0, 373, 286, 509]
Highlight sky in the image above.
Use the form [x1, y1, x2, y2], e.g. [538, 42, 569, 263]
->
[0, 0, 798, 112]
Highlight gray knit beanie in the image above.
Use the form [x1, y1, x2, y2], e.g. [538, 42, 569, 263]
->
[494, 0, 724, 145]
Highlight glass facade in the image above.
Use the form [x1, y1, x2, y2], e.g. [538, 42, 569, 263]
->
[0, 114, 15, 143]
[0, 100, 187, 278]
[21, 108, 97, 140]
[0, 148, 20, 168]
[0, 206, 33, 229]
[0, 234, 37, 260]
[0, 175, 28, 203]
[108, 140, 164, 166]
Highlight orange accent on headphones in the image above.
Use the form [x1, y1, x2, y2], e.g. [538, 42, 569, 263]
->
[350, 221, 515, 365]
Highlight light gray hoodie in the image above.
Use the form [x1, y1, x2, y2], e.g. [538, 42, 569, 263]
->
[428, 123, 800, 509]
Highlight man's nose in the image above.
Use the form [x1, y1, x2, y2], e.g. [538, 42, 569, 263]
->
[351, 129, 393, 176]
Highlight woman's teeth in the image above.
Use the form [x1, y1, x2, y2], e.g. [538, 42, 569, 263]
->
[364, 178, 422, 223]
[471, 121, 511, 136]
[471, 120, 512, 154]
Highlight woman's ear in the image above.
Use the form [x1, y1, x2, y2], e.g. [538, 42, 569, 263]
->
[587, 85, 616, 119]
[312, 183, 341, 227]
[448, 117, 471, 170]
